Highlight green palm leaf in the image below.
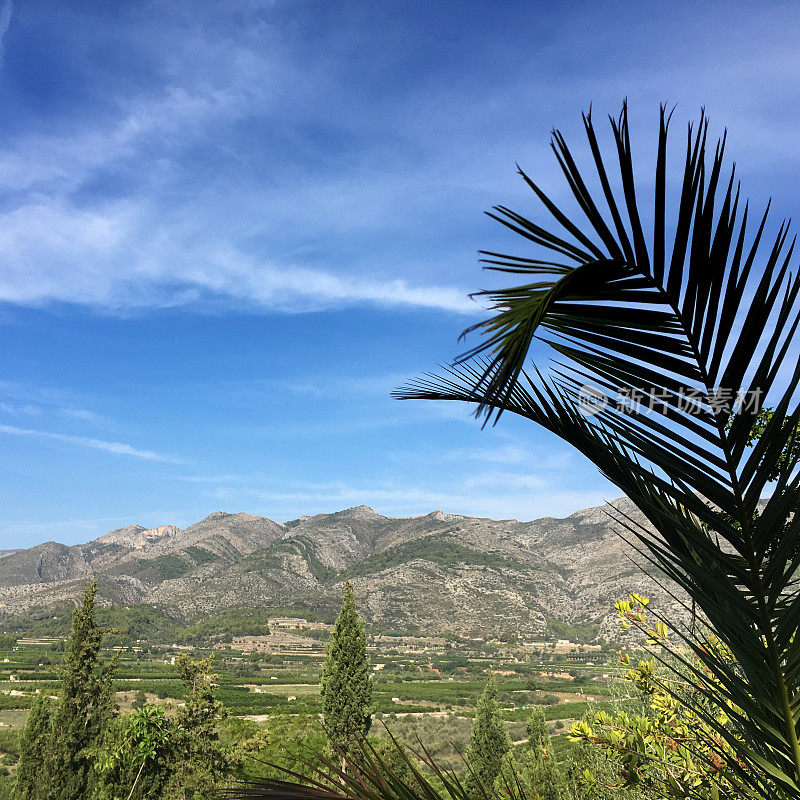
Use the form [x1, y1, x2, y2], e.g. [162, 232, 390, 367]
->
[395, 104, 800, 798]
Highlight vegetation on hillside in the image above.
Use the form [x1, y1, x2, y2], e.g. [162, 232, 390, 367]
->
[345, 538, 530, 578]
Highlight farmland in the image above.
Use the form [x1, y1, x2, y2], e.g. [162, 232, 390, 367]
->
[0, 622, 633, 785]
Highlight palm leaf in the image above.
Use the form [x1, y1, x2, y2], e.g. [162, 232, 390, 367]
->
[221, 729, 494, 800]
[395, 103, 800, 797]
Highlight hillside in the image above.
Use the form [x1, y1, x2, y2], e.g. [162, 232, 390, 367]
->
[0, 499, 681, 639]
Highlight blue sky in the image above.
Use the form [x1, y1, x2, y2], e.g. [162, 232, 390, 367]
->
[1, 0, 799, 547]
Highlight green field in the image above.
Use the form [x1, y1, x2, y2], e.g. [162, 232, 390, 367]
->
[0, 631, 632, 796]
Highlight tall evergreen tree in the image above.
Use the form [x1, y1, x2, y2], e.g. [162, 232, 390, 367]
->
[15, 690, 52, 800]
[526, 708, 548, 756]
[47, 579, 117, 800]
[320, 581, 372, 763]
[517, 708, 562, 800]
[465, 676, 511, 796]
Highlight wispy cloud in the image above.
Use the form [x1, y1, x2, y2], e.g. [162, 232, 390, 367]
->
[0, 401, 40, 416]
[59, 408, 106, 424]
[0, 383, 115, 427]
[178, 473, 253, 484]
[197, 471, 614, 523]
[0, 7, 484, 317]
[1, 3, 800, 322]
[440, 443, 530, 465]
[204, 372, 426, 401]
[0, 424, 183, 463]
[0, 201, 478, 313]
[0, 1, 12, 63]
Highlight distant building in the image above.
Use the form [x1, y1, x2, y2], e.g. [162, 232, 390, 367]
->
[269, 617, 330, 632]
[371, 635, 446, 654]
[539, 671, 573, 680]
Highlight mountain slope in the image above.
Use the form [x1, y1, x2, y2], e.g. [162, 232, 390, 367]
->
[0, 499, 678, 637]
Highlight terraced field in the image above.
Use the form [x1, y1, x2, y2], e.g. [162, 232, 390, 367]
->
[0, 637, 630, 780]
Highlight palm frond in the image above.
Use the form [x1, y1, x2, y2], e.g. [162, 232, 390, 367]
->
[395, 103, 800, 797]
[221, 731, 491, 800]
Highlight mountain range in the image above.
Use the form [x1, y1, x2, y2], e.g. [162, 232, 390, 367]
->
[0, 499, 682, 639]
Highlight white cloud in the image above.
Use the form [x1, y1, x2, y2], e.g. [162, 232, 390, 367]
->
[0, 424, 183, 463]
[462, 471, 548, 491]
[440, 444, 530, 465]
[2, 2, 800, 323]
[0, 6, 488, 317]
[182, 250, 478, 313]
[0, 199, 478, 313]
[0, 383, 115, 426]
[179, 473, 252, 484]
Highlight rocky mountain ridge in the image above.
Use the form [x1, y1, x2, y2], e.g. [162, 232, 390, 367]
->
[0, 499, 680, 638]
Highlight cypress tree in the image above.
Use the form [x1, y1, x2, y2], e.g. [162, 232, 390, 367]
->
[320, 581, 372, 763]
[465, 676, 511, 795]
[15, 690, 52, 800]
[47, 579, 117, 800]
[526, 708, 548, 755]
[518, 708, 563, 800]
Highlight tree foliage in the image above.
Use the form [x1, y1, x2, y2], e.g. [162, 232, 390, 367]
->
[571, 595, 749, 800]
[49, 580, 118, 800]
[465, 676, 511, 795]
[94, 704, 174, 800]
[164, 654, 231, 797]
[15, 580, 117, 800]
[527, 709, 549, 755]
[321, 581, 372, 760]
[497, 708, 563, 800]
[94, 654, 230, 800]
[15, 691, 52, 800]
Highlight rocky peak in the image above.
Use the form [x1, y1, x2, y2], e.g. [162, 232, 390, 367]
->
[338, 505, 382, 520]
[97, 524, 146, 544]
[97, 524, 179, 550]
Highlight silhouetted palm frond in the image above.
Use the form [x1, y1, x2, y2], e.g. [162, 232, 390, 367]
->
[395, 104, 800, 798]
[221, 732, 492, 800]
